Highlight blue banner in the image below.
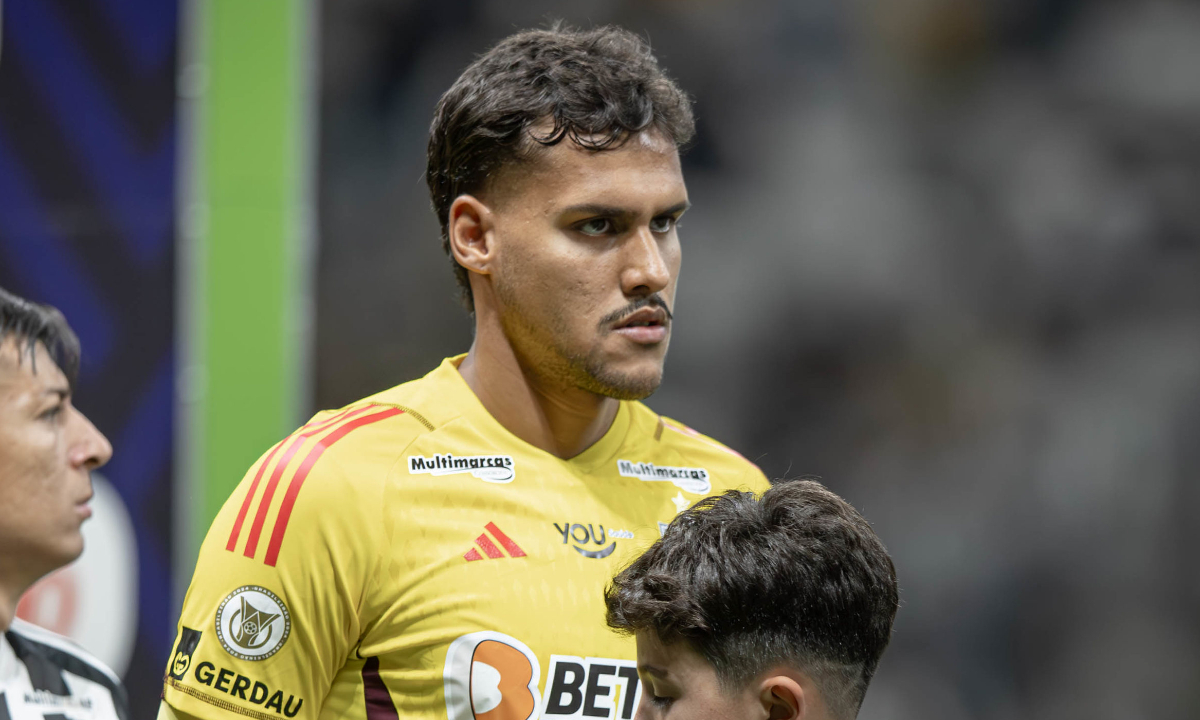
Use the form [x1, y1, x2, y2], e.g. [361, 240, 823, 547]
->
[0, 0, 178, 716]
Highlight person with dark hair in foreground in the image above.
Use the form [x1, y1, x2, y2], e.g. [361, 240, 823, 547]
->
[606, 480, 898, 720]
[160, 23, 768, 720]
[0, 287, 127, 718]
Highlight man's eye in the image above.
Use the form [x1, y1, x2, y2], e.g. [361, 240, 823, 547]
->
[40, 405, 64, 421]
[577, 218, 615, 236]
[649, 692, 675, 709]
[649, 216, 676, 233]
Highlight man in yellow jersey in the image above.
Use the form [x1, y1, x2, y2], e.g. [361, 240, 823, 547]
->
[160, 23, 769, 720]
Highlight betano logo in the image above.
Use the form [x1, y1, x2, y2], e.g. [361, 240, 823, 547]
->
[616, 460, 711, 494]
[444, 631, 541, 720]
[554, 523, 634, 560]
[543, 655, 641, 720]
[443, 632, 642, 720]
[464, 523, 527, 562]
[410, 453, 516, 483]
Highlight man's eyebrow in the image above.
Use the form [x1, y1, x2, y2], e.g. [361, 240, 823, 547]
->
[638, 664, 669, 678]
[560, 203, 631, 218]
[559, 201, 691, 218]
[659, 200, 691, 216]
[41, 387, 70, 401]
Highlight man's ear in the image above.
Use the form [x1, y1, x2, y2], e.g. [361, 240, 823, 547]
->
[758, 675, 806, 720]
[447, 194, 496, 275]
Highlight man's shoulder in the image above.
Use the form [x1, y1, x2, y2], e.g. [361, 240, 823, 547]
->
[247, 401, 427, 496]
[354, 355, 471, 432]
[7, 619, 124, 693]
[291, 357, 472, 470]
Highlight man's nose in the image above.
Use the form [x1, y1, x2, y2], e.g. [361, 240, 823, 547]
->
[620, 227, 672, 296]
[68, 407, 113, 471]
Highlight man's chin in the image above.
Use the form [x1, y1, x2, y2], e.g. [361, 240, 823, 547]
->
[578, 364, 664, 401]
[52, 534, 86, 567]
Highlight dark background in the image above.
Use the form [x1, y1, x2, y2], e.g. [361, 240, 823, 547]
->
[0, 1, 177, 718]
[317, 1, 1200, 718]
[1, 0, 1197, 717]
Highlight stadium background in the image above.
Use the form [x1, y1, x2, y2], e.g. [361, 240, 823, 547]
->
[1, 0, 1198, 718]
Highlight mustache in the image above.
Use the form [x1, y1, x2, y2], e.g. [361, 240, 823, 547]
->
[599, 295, 674, 327]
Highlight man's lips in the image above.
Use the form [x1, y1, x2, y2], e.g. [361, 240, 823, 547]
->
[612, 306, 670, 344]
[614, 306, 668, 328]
[76, 487, 94, 520]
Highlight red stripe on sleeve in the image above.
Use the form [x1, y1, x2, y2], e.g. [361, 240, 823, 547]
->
[243, 405, 376, 560]
[297, 406, 363, 437]
[226, 439, 286, 552]
[242, 436, 306, 559]
[263, 407, 404, 567]
[226, 406, 362, 552]
[485, 522, 526, 558]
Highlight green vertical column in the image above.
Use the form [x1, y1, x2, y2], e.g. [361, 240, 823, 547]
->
[177, 0, 315, 581]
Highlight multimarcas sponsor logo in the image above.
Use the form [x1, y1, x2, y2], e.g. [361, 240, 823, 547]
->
[409, 453, 515, 483]
[617, 459, 711, 494]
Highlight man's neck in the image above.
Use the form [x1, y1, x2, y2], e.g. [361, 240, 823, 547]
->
[458, 332, 619, 460]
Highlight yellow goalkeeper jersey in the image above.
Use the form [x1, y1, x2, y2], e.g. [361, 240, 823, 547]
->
[163, 356, 769, 720]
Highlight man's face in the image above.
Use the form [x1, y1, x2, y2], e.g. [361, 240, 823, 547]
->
[0, 339, 111, 577]
[633, 631, 764, 720]
[485, 129, 689, 400]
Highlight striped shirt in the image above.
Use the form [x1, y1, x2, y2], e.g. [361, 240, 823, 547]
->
[0, 619, 128, 720]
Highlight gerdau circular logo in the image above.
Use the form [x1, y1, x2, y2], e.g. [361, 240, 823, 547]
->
[215, 586, 291, 661]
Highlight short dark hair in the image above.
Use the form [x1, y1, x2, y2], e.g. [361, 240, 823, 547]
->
[605, 480, 899, 720]
[426, 23, 695, 310]
[0, 286, 81, 387]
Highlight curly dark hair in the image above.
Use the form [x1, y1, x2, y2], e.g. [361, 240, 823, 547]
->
[605, 480, 899, 720]
[426, 23, 695, 310]
[0, 286, 81, 387]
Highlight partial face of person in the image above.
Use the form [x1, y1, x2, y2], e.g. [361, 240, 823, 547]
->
[633, 631, 767, 720]
[0, 339, 111, 575]
[487, 129, 688, 400]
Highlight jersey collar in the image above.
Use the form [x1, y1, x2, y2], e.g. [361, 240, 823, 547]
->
[434, 354, 633, 470]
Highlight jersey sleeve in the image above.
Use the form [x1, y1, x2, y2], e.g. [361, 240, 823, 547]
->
[162, 407, 410, 720]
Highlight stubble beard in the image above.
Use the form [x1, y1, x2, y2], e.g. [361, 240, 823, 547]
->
[569, 346, 663, 401]
[496, 291, 665, 401]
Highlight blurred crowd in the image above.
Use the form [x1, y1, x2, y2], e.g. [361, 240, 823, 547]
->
[315, 1, 1200, 718]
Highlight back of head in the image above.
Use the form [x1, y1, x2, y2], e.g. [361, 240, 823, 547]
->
[426, 22, 695, 309]
[605, 480, 899, 719]
[0, 286, 80, 386]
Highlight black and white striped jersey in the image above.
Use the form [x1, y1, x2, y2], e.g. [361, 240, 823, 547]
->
[0, 619, 128, 720]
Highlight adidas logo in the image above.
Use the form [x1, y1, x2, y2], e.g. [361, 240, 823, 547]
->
[463, 522, 527, 562]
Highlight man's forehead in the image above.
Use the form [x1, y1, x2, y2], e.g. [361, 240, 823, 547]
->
[0, 337, 68, 391]
[635, 629, 673, 665]
[514, 134, 685, 207]
[536, 128, 679, 170]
